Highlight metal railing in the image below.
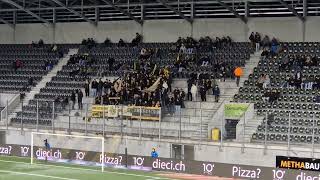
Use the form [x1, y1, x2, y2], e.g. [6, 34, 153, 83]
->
[4, 100, 320, 156]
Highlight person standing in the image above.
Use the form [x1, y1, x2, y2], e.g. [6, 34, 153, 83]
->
[187, 78, 193, 101]
[84, 80, 90, 97]
[191, 83, 198, 101]
[234, 66, 243, 87]
[213, 85, 220, 102]
[151, 148, 158, 158]
[71, 91, 76, 110]
[91, 79, 98, 97]
[249, 32, 255, 49]
[97, 78, 103, 97]
[78, 89, 83, 110]
[200, 84, 207, 102]
[255, 32, 261, 52]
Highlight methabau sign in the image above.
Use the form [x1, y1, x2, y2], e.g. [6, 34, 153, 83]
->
[3, 144, 320, 179]
[277, 156, 320, 171]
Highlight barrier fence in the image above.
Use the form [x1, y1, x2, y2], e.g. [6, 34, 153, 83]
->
[4, 100, 320, 157]
[0, 143, 318, 179]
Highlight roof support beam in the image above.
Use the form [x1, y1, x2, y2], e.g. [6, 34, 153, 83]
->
[215, 0, 247, 23]
[157, 0, 192, 23]
[141, 4, 145, 21]
[100, 0, 143, 25]
[50, 0, 97, 26]
[0, 17, 14, 28]
[303, 0, 307, 18]
[190, 2, 195, 20]
[245, 1, 250, 18]
[95, 7, 99, 23]
[0, 0, 52, 25]
[52, 8, 56, 24]
[12, 10, 16, 25]
[279, 0, 304, 21]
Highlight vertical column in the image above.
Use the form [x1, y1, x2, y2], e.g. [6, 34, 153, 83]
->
[85, 103, 88, 135]
[20, 102, 23, 134]
[141, 4, 145, 21]
[95, 7, 100, 24]
[302, 0, 307, 42]
[287, 113, 291, 156]
[13, 11, 16, 43]
[52, 101, 55, 133]
[68, 103, 71, 134]
[158, 107, 161, 146]
[36, 100, 39, 132]
[245, 1, 250, 18]
[264, 112, 267, 155]
[101, 137, 104, 172]
[6, 100, 8, 130]
[52, 8, 56, 43]
[31, 133, 33, 164]
[312, 113, 315, 158]
[139, 107, 142, 142]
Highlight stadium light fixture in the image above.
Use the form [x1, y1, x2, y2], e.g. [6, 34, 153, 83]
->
[50, 0, 97, 26]
[0, 0, 52, 25]
[100, 0, 143, 25]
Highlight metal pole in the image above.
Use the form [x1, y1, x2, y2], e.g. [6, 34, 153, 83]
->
[21, 101, 23, 133]
[200, 108, 202, 144]
[242, 110, 246, 153]
[139, 107, 142, 142]
[312, 113, 315, 158]
[158, 107, 161, 145]
[36, 100, 39, 132]
[101, 137, 104, 172]
[103, 105, 105, 137]
[85, 103, 88, 135]
[287, 113, 290, 156]
[219, 105, 224, 151]
[68, 102, 71, 134]
[6, 100, 8, 130]
[31, 133, 33, 164]
[179, 105, 182, 141]
[120, 105, 123, 140]
[52, 101, 55, 133]
[264, 112, 267, 155]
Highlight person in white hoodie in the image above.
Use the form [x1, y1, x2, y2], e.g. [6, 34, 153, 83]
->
[191, 84, 198, 101]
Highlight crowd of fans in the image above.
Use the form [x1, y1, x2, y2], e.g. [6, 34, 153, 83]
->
[75, 34, 243, 109]
[89, 63, 187, 114]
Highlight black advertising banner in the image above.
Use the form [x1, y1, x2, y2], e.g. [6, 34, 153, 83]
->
[3, 144, 320, 179]
[276, 156, 320, 171]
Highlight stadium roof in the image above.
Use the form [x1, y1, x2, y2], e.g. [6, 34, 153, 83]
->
[0, 0, 316, 26]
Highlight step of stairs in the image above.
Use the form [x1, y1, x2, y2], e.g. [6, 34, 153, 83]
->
[8, 49, 79, 121]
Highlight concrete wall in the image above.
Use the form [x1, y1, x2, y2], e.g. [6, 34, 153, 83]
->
[0, 93, 17, 107]
[0, 17, 319, 44]
[5, 129, 320, 167]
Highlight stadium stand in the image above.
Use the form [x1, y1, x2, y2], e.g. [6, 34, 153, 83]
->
[8, 37, 254, 136]
[234, 41, 320, 144]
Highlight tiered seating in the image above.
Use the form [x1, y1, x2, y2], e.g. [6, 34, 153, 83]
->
[234, 42, 320, 144]
[0, 44, 61, 92]
[11, 42, 252, 126]
[9, 44, 74, 125]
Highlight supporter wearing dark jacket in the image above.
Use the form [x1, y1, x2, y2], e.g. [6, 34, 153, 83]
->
[84, 81, 90, 97]
[78, 90, 83, 110]
[71, 91, 76, 110]
[91, 80, 98, 97]
[213, 85, 220, 102]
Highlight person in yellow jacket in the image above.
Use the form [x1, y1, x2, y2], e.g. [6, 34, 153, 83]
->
[234, 66, 243, 87]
